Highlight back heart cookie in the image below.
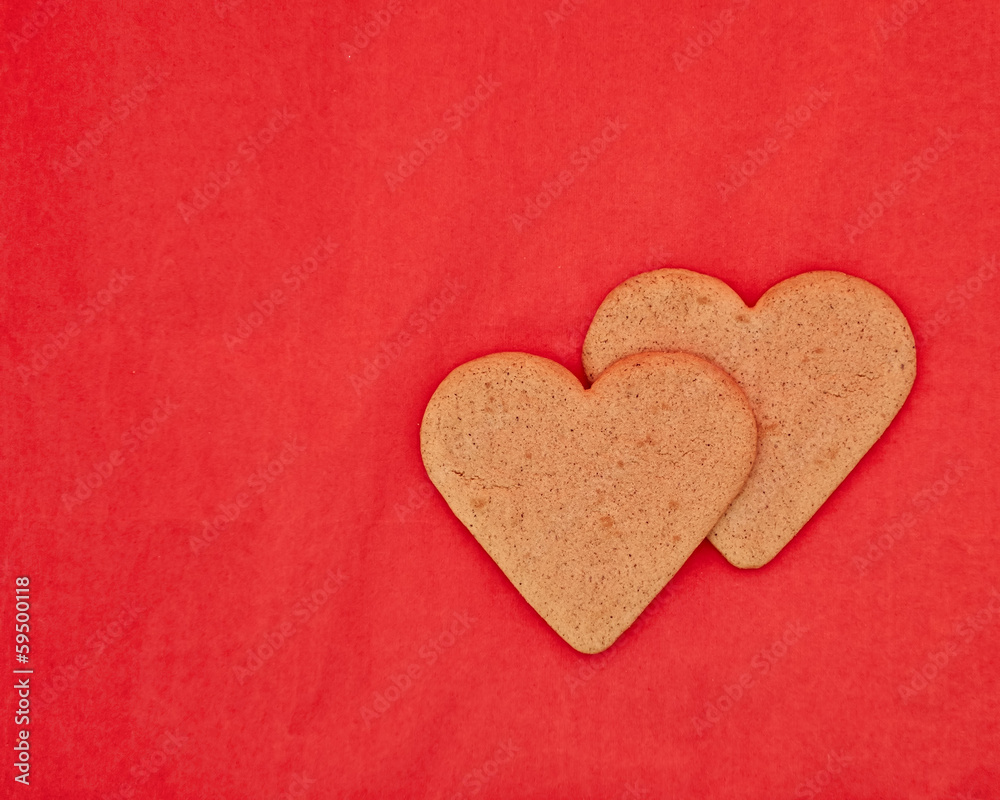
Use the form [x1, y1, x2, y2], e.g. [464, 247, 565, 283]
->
[583, 269, 917, 569]
[420, 351, 757, 653]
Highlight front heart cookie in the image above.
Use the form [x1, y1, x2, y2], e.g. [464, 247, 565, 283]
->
[583, 269, 917, 569]
[420, 352, 757, 653]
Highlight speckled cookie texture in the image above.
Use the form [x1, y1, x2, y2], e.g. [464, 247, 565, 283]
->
[420, 351, 757, 653]
[583, 269, 917, 569]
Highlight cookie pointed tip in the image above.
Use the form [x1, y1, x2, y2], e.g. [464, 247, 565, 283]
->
[715, 546, 775, 570]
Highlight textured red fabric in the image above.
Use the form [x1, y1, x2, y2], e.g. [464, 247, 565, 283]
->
[2, 0, 999, 797]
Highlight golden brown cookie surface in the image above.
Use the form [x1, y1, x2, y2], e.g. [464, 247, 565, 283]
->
[421, 351, 757, 653]
[583, 269, 917, 569]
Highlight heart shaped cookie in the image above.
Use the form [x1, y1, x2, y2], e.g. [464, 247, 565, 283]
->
[420, 351, 757, 653]
[583, 269, 917, 569]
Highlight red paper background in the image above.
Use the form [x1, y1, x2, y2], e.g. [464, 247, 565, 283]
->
[2, 0, 999, 797]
